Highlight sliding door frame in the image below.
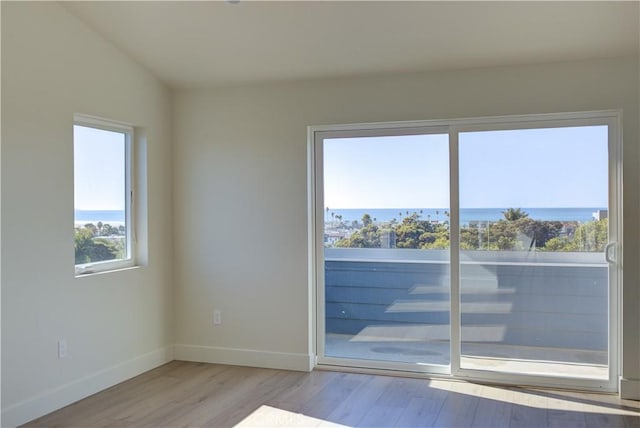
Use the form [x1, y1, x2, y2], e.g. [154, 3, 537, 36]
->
[309, 110, 622, 392]
[448, 111, 622, 392]
[312, 124, 451, 374]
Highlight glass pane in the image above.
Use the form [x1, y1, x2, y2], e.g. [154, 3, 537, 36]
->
[323, 133, 450, 366]
[458, 125, 609, 379]
[74, 125, 128, 265]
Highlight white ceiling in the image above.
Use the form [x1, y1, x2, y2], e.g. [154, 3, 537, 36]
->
[62, 1, 639, 89]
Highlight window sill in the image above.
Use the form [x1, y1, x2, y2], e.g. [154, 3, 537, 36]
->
[75, 264, 140, 278]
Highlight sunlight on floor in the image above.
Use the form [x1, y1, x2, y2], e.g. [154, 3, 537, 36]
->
[234, 405, 349, 428]
[428, 381, 640, 416]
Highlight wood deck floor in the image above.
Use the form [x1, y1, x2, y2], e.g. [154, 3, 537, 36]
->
[22, 361, 640, 427]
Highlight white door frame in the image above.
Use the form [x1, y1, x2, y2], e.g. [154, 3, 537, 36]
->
[309, 110, 622, 392]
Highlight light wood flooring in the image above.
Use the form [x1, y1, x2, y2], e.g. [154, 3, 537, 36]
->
[23, 361, 640, 428]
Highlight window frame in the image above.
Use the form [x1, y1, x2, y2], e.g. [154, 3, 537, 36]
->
[308, 109, 622, 393]
[74, 114, 135, 276]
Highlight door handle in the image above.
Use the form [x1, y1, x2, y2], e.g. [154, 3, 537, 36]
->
[605, 242, 616, 263]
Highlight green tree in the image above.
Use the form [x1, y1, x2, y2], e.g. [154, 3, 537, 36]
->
[460, 227, 480, 250]
[427, 234, 449, 249]
[335, 214, 380, 248]
[486, 209, 564, 250]
[502, 208, 529, 221]
[332, 208, 604, 253]
[394, 213, 435, 248]
[572, 219, 608, 252]
[543, 237, 576, 252]
[101, 223, 116, 236]
[495, 235, 517, 250]
[74, 226, 120, 264]
[485, 221, 518, 250]
[519, 219, 564, 248]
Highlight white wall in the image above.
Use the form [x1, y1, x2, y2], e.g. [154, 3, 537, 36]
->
[1, 3, 173, 426]
[173, 57, 640, 394]
[1, 4, 639, 426]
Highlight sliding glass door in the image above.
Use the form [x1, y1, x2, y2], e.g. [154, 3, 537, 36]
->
[313, 111, 620, 391]
[317, 129, 451, 373]
[456, 124, 617, 386]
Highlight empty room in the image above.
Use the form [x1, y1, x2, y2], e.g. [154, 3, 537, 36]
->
[2, 1, 640, 427]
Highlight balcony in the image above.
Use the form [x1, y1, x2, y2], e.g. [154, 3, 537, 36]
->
[324, 248, 609, 378]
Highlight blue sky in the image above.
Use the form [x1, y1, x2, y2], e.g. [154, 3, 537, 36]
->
[74, 125, 126, 211]
[324, 125, 608, 209]
[324, 134, 450, 209]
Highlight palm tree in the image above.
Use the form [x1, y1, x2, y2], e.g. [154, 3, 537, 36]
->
[503, 208, 528, 221]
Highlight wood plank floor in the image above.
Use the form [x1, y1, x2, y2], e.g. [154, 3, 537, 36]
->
[22, 361, 640, 428]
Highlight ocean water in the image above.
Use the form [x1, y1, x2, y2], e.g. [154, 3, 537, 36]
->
[325, 207, 605, 225]
[75, 210, 125, 223]
[75, 207, 605, 227]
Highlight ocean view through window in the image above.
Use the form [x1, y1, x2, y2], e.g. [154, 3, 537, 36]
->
[74, 116, 133, 274]
[312, 111, 620, 392]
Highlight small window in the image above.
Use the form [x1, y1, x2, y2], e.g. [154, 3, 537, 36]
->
[74, 115, 134, 275]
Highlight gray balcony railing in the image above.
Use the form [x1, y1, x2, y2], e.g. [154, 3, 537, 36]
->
[325, 248, 608, 355]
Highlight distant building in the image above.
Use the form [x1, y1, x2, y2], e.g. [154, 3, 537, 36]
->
[560, 223, 577, 238]
[469, 220, 489, 229]
[380, 230, 396, 248]
[324, 230, 351, 246]
[593, 210, 608, 221]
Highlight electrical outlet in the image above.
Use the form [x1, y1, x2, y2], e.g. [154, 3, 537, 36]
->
[213, 309, 222, 325]
[58, 339, 68, 359]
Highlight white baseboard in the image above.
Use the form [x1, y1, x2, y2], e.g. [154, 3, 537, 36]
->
[620, 377, 640, 400]
[1, 346, 174, 428]
[174, 344, 314, 372]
